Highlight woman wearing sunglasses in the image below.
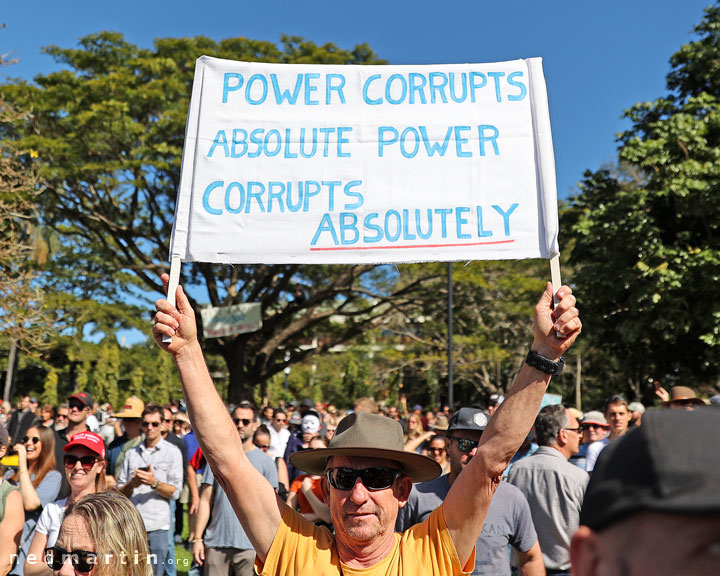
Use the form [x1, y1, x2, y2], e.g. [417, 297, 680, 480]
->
[46, 490, 152, 576]
[24, 432, 106, 576]
[6, 425, 61, 574]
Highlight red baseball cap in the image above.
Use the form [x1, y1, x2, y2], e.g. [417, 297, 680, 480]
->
[63, 431, 105, 459]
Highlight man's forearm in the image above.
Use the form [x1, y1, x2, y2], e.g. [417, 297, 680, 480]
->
[174, 342, 247, 478]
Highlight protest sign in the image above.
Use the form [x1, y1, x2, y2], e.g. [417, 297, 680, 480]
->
[200, 302, 262, 339]
[169, 57, 560, 265]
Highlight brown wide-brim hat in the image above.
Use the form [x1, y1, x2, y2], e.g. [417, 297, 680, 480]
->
[290, 411, 441, 482]
[661, 386, 706, 406]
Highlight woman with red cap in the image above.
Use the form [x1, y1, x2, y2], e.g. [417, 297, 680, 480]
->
[24, 432, 106, 576]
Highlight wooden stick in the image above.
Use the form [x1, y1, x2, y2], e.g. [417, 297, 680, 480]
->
[162, 257, 182, 344]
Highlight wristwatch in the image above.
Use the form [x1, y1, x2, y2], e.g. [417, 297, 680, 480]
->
[525, 349, 564, 375]
[152, 479, 159, 489]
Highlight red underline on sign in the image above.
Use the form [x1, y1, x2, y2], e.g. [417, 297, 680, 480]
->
[310, 239, 516, 252]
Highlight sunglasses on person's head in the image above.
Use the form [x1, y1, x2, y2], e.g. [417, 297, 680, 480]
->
[22, 435, 40, 445]
[64, 454, 99, 470]
[453, 437, 479, 453]
[233, 418, 252, 426]
[325, 467, 402, 491]
[141, 420, 161, 428]
[45, 546, 97, 573]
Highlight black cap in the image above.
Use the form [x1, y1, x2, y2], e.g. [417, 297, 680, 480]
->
[68, 391, 94, 408]
[300, 398, 315, 409]
[448, 407, 489, 432]
[580, 408, 720, 531]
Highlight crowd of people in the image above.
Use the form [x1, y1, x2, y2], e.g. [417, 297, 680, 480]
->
[0, 280, 717, 576]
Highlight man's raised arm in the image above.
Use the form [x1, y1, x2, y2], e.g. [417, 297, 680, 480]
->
[443, 283, 581, 565]
[153, 274, 282, 561]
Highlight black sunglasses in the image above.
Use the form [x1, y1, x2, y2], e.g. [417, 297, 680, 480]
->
[21, 435, 40, 445]
[233, 418, 252, 426]
[141, 421, 161, 428]
[45, 546, 97, 573]
[69, 401, 87, 411]
[326, 467, 401, 491]
[64, 454, 99, 470]
[453, 437, 479, 453]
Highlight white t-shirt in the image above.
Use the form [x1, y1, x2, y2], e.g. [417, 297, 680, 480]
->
[35, 498, 68, 547]
[268, 426, 291, 458]
[585, 438, 610, 472]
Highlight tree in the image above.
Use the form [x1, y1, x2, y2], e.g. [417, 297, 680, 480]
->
[0, 31, 57, 402]
[1, 32, 451, 401]
[566, 3, 720, 396]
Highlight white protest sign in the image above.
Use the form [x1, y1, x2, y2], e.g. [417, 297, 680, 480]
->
[170, 57, 559, 264]
[200, 302, 262, 339]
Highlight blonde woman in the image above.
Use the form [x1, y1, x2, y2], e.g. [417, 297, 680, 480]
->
[403, 413, 425, 451]
[25, 432, 107, 576]
[45, 491, 152, 576]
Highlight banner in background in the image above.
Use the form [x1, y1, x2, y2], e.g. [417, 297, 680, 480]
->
[200, 302, 262, 339]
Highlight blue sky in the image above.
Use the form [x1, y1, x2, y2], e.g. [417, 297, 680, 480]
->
[1, 1, 712, 199]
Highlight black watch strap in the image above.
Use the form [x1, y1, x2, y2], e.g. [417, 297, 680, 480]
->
[525, 349, 564, 375]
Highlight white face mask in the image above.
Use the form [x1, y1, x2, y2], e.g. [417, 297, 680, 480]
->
[302, 415, 321, 434]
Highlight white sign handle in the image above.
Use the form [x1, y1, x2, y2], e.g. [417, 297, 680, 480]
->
[162, 257, 182, 344]
[549, 253, 564, 338]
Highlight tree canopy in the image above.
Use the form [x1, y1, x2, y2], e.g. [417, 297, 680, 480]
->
[565, 3, 720, 397]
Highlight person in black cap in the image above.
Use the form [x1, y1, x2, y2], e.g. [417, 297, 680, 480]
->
[570, 408, 720, 576]
[154, 277, 581, 575]
[397, 407, 544, 576]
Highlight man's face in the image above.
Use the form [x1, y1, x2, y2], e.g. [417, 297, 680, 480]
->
[67, 399, 89, 425]
[446, 429, 482, 475]
[232, 407, 256, 441]
[20, 396, 30, 410]
[582, 422, 609, 443]
[606, 403, 631, 436]
[322, 455, 411, 547]
[56, 408, 69, 426]
[162, 409, 173, 436]
[263, 406, 274, 421]
[122, 418, 142, 436]
[563, 411, 582, 456]
[573, 512, 720, 576]
[272, 413, 287, 431]
[141, 412, 163, 443]
[387, 406, 398, 419]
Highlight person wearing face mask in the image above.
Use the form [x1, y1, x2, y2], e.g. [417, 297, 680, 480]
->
[283, 410, 322, 484]
[24, 432, 106, 576]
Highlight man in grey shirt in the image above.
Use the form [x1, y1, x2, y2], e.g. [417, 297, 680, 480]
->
[508, 404, 588, 576]
[193, 401, 279, 576]
[118, 403, 183, 576]
[397, 407, 544, 576]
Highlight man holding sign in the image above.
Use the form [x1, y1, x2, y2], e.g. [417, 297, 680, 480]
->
[153, 278, 580, 575]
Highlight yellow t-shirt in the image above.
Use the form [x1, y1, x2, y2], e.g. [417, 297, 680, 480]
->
[256, 504, 475, 576]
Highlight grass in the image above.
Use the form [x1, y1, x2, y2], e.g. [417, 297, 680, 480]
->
[174, 510, 194, 576]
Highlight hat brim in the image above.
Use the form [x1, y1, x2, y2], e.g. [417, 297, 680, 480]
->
[581, 420, 609, 427]
[290, 446, 441, 483]
[661, 398, 706, 406]
[113, 411, 143, 419]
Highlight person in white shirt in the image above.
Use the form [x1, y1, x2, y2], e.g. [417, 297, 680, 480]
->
[268, 409, 291, 459]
